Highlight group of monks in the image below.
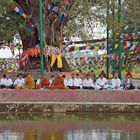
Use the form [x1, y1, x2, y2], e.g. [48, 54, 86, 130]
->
[0, 71, 139, 90]
[0, 73, 67, 90]
[36, 74, 67, 89]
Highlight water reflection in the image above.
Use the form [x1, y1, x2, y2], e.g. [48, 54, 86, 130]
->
[0, 131, 24, 140]
[66, 130, 122, 140]
[0, 113, 139, 140]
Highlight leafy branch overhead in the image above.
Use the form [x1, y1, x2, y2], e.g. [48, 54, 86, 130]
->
[0, 0, 140, 42]
[0, 0, 26, 41]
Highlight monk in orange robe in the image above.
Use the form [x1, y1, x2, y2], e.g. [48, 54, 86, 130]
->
[126, 71, 132, 78]
[36, 76, 50, 89]
[24, 74, 35, 89]
[100, 70, 106, 78]
[50, 74, 68, 89]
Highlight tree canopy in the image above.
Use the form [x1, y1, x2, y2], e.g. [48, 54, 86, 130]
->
[0, 0, 25, 41]
[0, 0, 140, 43]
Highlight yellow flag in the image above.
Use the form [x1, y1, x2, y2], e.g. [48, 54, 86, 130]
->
[132, 33, 136, 37]
[115, 44, 118, 49]
[133, 42, 138, 46]
[57, 54, 63, 68]
[22, 13, 27, 18]
[50, 54, 57, 67]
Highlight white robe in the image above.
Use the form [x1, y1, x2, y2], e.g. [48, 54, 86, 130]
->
[49, 79, 53, 85]
[64, 79, 69, 87]
[75, 78, 83, 88]
[14, 78, 25, 87]
[83, 78, 94, 87]
[0, 78, 6, 86]
[4, 79, 13, 87]
[36, 79, 41, 85]
[68, 78, 82, 88]
[111, 78, 122, 89]
[96, 78, 108, 89]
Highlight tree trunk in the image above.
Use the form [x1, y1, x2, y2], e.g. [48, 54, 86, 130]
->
[20, 27, 39, 50]
[17, 0, 71, 72]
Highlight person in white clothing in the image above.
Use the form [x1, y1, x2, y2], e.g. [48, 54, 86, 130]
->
[14, 74, 25, 89]
[68, 74, 80, 89]
[83, 74, 94, 90]
[0, 74, 6, 88]
[111, 73, 122, 90]
[36, 78, 41, 86]
[75, 74, 83, 88]
[62, 75, 69, 87]
[49, 75, 55, 85]
[96, 73, 108, 90]
[4, 74, 13, 89]
[122, 74, 135, 90]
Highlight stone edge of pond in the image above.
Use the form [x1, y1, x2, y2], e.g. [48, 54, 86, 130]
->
[0, 102, 140, 113]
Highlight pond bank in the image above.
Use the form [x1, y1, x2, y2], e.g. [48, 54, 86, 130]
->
[0, 89, 140, 113]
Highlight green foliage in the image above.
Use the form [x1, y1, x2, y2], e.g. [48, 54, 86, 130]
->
[64, 0, 106, 40]
[64, 0, 140, 39]
[123, 0, 140, 32]
[0, 0, 25, 42]
[0, 0, 140, 42]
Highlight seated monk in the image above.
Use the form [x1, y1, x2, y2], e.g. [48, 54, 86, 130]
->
[24, 74, 35, 89]
[126, 71, 132, 78]
[36, 76, 50, 89]
[100, 70, 106, 78]
[50, 74, 68, 89]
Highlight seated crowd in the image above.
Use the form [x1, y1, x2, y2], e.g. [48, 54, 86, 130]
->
[0, 71, 139, 90]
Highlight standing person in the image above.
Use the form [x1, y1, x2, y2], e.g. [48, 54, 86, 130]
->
[75, 74, 83, 88]
[122, 74, 135, 90]
[4, 74, 13, 89]
[83, 74, 94, 90]
[49, 75, 55, 85]
[62, 75, 69, 87]
[0, 74, 6, 88]
[14, 74, 25, 89]
[96, 73, 108, 90]
[111, 73, 122, 90]
[68, 74, 81, 89]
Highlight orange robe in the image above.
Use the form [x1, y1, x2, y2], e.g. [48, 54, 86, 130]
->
[50, 75, 66, 89]
[41, 78, 50, 88]
[25, 75, 35, 89]
[100, 72, 106, 78]
[126, 72, 132, 78]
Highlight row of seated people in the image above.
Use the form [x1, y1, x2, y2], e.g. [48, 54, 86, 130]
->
[61, 73, 136, 90]
[0, 73, 68, 89]
[0, 73, 138, 90]
[0, 74, 34, 89]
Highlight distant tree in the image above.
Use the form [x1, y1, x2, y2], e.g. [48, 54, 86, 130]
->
[123, 0, 140, 32]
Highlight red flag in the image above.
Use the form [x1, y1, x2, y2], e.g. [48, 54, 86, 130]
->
[136, 46, 140, 52]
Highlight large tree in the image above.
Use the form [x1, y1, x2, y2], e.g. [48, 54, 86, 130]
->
[1, 0, 140, 42]
[0, 0, 140, 71]
[1, 0, 101, 72]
